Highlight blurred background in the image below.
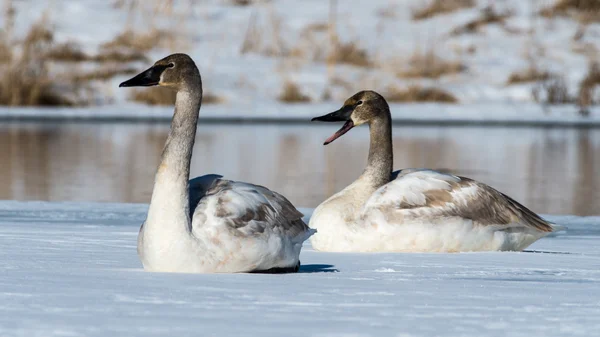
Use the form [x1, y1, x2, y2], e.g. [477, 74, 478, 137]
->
[0, 0, 598, 215]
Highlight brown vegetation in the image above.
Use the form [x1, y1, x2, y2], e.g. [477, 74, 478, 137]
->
[0, 18, 156, 107]
[385, 85, 458, 103]
[240, 9, 288, 57]
[129, 87, 176, 106]
[0, 0, 183, 107]
[0, 38, 11, 64]
[46, 42, 147, 63]
[577, 62, 600, 114]
[129, 87, 222, 106]
[303, 22, 329, 33]
[278, 81, 311, 103]
[532, 75, 575, 105]
[0, 18, 77, 106]
[326, 41, 371, 68]
[1, 66, 73, 106]
[398, 49, 464, 79]
[451, 6, 513, 35]
[412, 0, 475, 20]
[45, 42, 88, 62]
[94, 50, 148, 63]
[541, 0, 600, 24]
[73, 67, 139, 82]
[101, 29, 169, 53]
[507, 67, 552, 84]
[238, 5, 370, 70]
[227, 0, 256, 6]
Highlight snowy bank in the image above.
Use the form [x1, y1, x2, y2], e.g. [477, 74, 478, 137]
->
[1, 103, 599, 126]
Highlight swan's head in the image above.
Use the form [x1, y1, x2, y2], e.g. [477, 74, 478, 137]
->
[311, 90, 389, 145]
[119, 53, 201, 91]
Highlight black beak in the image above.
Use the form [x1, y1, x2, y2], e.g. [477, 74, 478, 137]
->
[311, 105, 355, 145]
[311, 105, 354, 122]
[119, 65, 163, 87]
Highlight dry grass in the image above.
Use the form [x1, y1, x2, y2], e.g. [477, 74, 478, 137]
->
[73, 67, 139, 82]
[545, 77, 573, 104]
[0, 15, 154, 107]
[1, 1, 200, 107]
[46, 43, 147, 63]
[303, 22, 329, 34]
[0, 2, 174, 107]
[571, 42, 598, 58]
[93, 50, 147, 63]
[0, 18, 77, 106]
[287, 22, 330, 61]
[532, 75, 575, 105]
[577, 62, 600, 114]
[397, 49, 464, 79]
[412, 0, 475, 20]
[240, 9, 289, 57]
[46, 42, 89, 62]
[451, 6, 513, 35]
[326, 41, 371, 68]
[507, 67, 553, 84]
[129, 87, 222, 106]
[385, 85, 458, 103]
[101, 28, 170, 53]
[238, 4, 369, 70]
[541, 0, 600, 24]
[330, 76, 354, 91]
[227, 0, 256, 6]
[278, 81, 311, 103]
[1, 67, 73, 106]
[129, 87, 176, 106]
[0, 38, 11, 64]
[202, 93, 224, 105]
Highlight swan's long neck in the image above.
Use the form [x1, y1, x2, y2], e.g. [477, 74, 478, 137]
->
[355, 110, 393, 193]
[145, 89, 202, 233]
[329, 108, 393, 216]
[318, 109, 393, 221]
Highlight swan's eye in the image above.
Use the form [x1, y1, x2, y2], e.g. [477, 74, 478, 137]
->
[167, 63, 175, 68]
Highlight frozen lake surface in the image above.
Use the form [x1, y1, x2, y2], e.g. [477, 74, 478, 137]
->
[1, 201, 599, 337]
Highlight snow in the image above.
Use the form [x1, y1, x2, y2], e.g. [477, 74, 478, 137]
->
[1, 201, 599, 337]
[4, 0, 600, 123]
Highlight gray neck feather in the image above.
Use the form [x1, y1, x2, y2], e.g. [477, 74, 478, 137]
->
[361, 109, 393, 190]
[160, 89, 201, 183]
[146, 84, 202, 231]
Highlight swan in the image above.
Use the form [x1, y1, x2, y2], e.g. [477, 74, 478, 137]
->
[309, 90, 563, 253]
[119, 53, 314, 273]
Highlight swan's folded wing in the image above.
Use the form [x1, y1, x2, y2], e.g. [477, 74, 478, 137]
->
[191, 179, 313, 242]
[188, 174, 223, 218]
[365, 169, 553, 232]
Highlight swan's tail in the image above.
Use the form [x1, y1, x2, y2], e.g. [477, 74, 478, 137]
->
[294, 228, 317, 244]
[549, 222, 567, 232]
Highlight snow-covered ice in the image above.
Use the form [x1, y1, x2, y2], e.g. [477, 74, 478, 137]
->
[1, 201, 599, 337]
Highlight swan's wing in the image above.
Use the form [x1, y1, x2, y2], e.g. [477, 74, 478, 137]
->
[191, 179, 314, 242]
[188, 174, 223, 218]
[365, 169, 554, 232]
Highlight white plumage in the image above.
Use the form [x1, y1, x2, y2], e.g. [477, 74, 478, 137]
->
[309, 91, 562, 253]
[122, 54, 313, 273]
[311, 169, 560, 252]
[139, 175, 314, 273]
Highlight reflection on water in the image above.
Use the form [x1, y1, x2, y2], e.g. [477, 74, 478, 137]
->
[0, 122, 598, 215]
